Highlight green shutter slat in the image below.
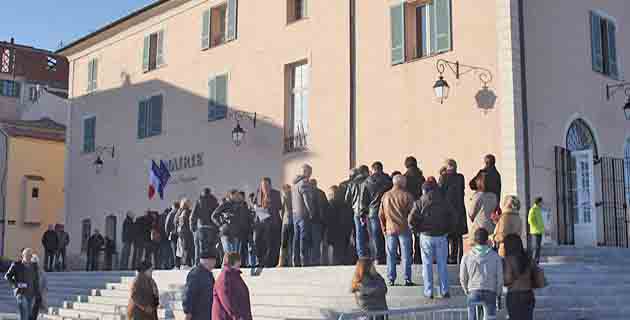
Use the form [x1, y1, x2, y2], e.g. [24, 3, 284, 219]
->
[202, 10, 211, 49]
[92, 59, 98, 90]
[590, 12, 603, 73]
[143, 36, 150, 72]
[390, 4, 405, 65]
[84, 117, 95, 153]
[150, 95, 163, 136]
[87, 60, 93, 91]
[434, 0, 452, 53]
[157, 30, 165, 66]
[138, 100, 148, 139]
[208, 78, 217, 121]
[302, 0, 308, 18]
[215, 74, 228, 119]
[226, 0, 238, 41]
[607, 21, 618, 79]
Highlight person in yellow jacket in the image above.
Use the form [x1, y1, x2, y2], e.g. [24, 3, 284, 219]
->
[528, 197, 545, 264]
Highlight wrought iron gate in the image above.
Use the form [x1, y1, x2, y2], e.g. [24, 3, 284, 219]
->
[597, 157, 629, 248]
[555, 146, 575, 245]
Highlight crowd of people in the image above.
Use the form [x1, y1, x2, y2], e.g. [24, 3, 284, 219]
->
[40, 224, 70, 272]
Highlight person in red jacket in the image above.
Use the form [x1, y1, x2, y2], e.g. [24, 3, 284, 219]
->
[212, 253, 252, 320]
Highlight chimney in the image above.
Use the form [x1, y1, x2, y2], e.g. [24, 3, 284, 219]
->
[10, 37, 14, 44]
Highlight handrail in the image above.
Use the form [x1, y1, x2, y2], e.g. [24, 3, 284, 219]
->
[337, 305, 468, 320]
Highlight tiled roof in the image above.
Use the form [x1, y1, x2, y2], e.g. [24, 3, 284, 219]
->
[0, 118, 65, 142]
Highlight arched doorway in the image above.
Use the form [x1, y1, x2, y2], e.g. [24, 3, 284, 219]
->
[566, 119, 597, 246]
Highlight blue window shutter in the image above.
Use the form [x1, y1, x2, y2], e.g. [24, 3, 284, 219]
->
[590, 12, 603, 73]
[227, 0, 238, 41]
[390, 4, 405, 65]
[202, 10, 211, 49]
[215, 74, 228, 120]
[208, 78, 217, 121]
[84, 117, 95, 153]
[150, 95, 163, 136]
[138, 100, 148, 139]
[607, 21, 618, 79]
[142, 36, 150, 72]
[433, 0, 452, 53]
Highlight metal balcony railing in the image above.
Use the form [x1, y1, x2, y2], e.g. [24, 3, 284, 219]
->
[284, 127, 308, 153]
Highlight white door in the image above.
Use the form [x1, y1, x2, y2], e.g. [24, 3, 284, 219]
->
[573, 149, 597, 246]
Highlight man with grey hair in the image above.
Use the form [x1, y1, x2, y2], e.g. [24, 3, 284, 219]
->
[379, 174, 415, 286]
[292, 164, 316, 267]
[5, 248, 40, 320]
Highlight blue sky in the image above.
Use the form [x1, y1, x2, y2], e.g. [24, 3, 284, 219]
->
[2, 0, 155, 51]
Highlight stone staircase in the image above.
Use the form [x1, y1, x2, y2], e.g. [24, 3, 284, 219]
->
[0, 246, 625, 320]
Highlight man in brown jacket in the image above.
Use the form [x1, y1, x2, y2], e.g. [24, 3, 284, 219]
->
[379, 175, 415, 286]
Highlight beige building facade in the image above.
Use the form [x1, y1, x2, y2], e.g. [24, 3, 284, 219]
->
[58, 0, 630, 261]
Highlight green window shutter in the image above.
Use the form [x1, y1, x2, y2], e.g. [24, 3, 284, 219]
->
[0, 81, 4, 96]
[157, 30, 165, 66]
[607, 21, 618, 79]
[390, 3, 405, 65]
[150, 95, 163, 136]
[142, 36, 150, 72]
[202, 10, 211, 49]
[433, 0, 452, 53]
[13, 81, 21, 98]
[87, 60, 93, 91]
[590, 12, 603, 73]
[92, 59, 98, 90]
[84, 117, 95, 153]
[302, 0, 308, 18]
[208, 77, 217, 121]
[215, 74, 228, 120]
[138, 100, 148, 139]
[226, 0, 238, 41]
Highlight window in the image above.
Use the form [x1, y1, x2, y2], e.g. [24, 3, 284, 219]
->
[208, 74, 228, 121]
[138, 94, 163, 139]
[287, 0, 308, 23]
[28, 86, 39, 102]
[83, 116, 96, 154]
[87, 58, 98, 92]
[143, 30, 165, 72]
[201, 0, 238, 49]
[0, 80, 20, 98]
[591, 11, 618, 79]
[31, 187, 39, 199]
[285, 61, 309, 153]
[390, 0, 452, 65]
[0, 47, 13, 74]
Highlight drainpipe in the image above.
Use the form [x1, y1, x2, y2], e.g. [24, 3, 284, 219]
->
[349, 0, 357, 170]
[518, 0, 533, 241]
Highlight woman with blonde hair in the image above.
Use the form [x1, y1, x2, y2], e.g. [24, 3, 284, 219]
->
[351, 258, 388, 319]
[29, 255, 47, 320]
[493, 195, 523, 257]
[176, 198, 194, 268]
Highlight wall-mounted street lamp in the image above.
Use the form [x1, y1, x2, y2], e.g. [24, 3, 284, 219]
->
[433, 59, 493, 105]
[93, 145, 115, 174]
[606, 82, 630, 121]
[226, 111, 256, 147]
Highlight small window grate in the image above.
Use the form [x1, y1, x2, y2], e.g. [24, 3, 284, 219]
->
[46, 56, 57, 71]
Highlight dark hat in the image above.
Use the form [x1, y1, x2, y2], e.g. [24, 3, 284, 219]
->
[474, 228, 489, 244]
[136, 260, 153, 273]
[199, 247, 218, 260]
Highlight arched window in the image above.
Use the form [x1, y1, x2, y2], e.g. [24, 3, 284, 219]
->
[566, 119, 598, 157]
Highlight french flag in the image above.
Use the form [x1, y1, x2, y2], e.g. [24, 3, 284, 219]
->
[148, 160, 161, 200]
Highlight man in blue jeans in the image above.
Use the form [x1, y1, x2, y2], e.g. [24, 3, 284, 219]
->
[5, 248, 40, 320]
[379, 175, 415, 286]
[460, 229, 503, 320]
[346, 165, 372, 258]
[292, 164, 316, 267]
[367, 161, 393, 264]
[409, 177, 453, 298]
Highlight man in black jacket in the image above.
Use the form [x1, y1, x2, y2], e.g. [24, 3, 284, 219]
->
[440, 159, 467, 264]
[469, 154, 502, 202]
[5, 248, 40, 320]
[190, 188, 219, 266]
[120, 211, 135, 270]
[165, 201, 181, 269]
[310, 179, 329, 265]
[345, 165, 372, 259]
[86, 230, 105, 271]
[132, 212, 152, 269]
[366, 162, 392, 264]
[291, 165, 317, 267]
[182, 249, 217, 320]
[41, 225, 58, 272]
[409, 178, 454, 299]
[327, 185, 354, 265]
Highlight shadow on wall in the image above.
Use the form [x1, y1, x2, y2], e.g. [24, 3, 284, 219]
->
[67, 78, 293, 268]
